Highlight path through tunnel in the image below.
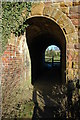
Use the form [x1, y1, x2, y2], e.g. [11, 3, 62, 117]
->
[26, 16, 66, 119]
[26, 16, 66, 84]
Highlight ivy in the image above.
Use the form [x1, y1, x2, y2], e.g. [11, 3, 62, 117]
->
[2, 2, 32, 53]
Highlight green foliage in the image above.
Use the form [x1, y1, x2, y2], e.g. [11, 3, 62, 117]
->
[20, 101, 34, 118]
[2, 2, 32, 53]
[45, 49, 60, 62]
[45, 49, 60, 57]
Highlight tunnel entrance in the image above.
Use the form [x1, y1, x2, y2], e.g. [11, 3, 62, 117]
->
[26, 16, 66, 84]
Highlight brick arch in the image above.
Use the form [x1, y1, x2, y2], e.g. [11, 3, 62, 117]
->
[30, 3, 75, 33]
[26, 2, 78, 82]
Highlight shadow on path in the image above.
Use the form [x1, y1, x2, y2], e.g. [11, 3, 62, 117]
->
[32, 71, 66, 119]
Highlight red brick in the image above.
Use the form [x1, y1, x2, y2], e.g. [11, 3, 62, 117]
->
[68, 14, 80, 19]
[71, 19, 80, 26]
[69, 6, 80, 14]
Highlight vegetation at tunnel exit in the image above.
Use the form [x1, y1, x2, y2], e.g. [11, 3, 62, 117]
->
[2, 2, 32, 53]
[45, 48, 60, 62]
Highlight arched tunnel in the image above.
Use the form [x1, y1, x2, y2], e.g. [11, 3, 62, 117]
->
[26, 16, 66, 84]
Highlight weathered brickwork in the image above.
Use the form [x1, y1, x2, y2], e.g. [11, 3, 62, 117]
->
[1, 1, 80, 118]
[1, 33, 32, 118]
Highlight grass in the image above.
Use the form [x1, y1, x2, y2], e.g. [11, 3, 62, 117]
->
[19, 101, 34, 118]
[45, 56, 60, 62]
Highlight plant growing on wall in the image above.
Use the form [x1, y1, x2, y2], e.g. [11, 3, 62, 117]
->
[2, 2, 32, 53]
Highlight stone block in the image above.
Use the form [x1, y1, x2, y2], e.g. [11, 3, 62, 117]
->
[31, 2, 44, 16]
[43, 6, 54, 17]
[44, 2, 52, 7]
[61, 7, 69, 15]
[51, 3, 60, 8]
[65, 2, 73, 7]
[57, 14, 70, 27]
[60, 2, 72, 7]
[64, 22, 75, 34]
[60, 2, 65, 7]
[51, 9, 63, 21]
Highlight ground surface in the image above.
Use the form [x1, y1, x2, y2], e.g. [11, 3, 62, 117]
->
[32, 67, 66, 119]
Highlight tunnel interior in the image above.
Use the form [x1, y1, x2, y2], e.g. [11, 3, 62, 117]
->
[26, 16, 66, 84]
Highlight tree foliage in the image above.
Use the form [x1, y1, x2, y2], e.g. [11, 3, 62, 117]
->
[2, 2, 32, 53]
[45, 49, 60, 57]
[45, 49, 60, 62]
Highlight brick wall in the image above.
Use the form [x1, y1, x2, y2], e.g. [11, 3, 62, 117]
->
[1, 33, 32, 118]
[68, 4, 80, 80]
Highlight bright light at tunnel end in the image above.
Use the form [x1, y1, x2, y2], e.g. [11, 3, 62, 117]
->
[46, 45, 60, 51]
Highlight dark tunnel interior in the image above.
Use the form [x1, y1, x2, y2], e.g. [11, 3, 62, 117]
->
[26, 16, 66, 84]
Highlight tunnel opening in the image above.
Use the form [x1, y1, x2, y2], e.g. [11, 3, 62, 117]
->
[26, 16, 66, 85]
[45, 45, 61, 68]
